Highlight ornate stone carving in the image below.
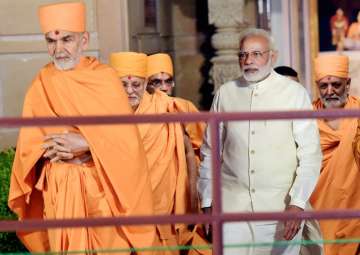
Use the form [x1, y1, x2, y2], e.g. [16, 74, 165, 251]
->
[208, 0, 247, 91]
[208, 0, 246, 27]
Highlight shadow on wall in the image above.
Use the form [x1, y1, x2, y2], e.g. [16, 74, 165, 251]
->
[173, 0, 216, 110]
[196, 0, 215, 110]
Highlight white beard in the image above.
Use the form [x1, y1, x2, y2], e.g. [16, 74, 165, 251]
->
[52, 45, 82, 71]
[53, 58, 79, 71]
[242, 57, 273, 83]
[321, 93, 348, 109]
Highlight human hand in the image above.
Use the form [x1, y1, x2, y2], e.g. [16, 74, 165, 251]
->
[202, 207, 212, 242]
[283, 205, 303, 240]
[42, 131, 90, 162]
[189, 184, 199, 213]
[182, 132, 199, 213]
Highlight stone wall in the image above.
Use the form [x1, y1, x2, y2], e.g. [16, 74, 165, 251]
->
[127, 0, 205, 108]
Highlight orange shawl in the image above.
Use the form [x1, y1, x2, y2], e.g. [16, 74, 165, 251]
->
[311, 96, 360, 255]
[172, 97, 205, 164]
[136, 91, 189, 222]
[8, 57, 155, 253]
[171, 98, 209, 255]
[136, 91, 188, 254]
[136, 92, 210, 255]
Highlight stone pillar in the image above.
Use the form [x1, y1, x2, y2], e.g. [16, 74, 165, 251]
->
[208, 0, 247, 90]
[97, 0, 130, 63]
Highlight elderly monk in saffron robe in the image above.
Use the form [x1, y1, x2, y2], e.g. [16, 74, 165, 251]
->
[310, 55, 360, 255]
[146, 53, 205, 163]
[53, 52, 195, 254]
[146, 53, 210, 254]
[7, 2, 155, 254]
[109, 52, 199, 255]
[46, 52, 209, 254]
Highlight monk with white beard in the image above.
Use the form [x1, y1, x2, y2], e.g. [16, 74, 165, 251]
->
[311, 55, 360, 255]
[8, 2, 155, 254]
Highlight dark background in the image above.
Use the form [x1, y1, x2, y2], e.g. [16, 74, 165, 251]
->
[318, 0, 360, 51]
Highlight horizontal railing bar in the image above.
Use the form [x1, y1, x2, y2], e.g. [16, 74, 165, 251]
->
[1, 209, 360, 232]
[1, 109, 360, 128]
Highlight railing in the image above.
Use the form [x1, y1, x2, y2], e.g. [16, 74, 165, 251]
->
[1, 108, 360, 254]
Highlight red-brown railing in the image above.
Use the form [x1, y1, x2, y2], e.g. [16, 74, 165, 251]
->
[2, 108, 360, 254]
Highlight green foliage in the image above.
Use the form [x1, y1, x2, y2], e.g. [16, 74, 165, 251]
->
[0, 148, 26, 252]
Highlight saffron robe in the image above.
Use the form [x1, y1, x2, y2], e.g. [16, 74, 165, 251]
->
[171, 98, 210, 255]
[8, 57, 155, 254]
[136, 91, 209, 255]
[172, 97, 205, 164]
[136, 91, 188, 255]
[311, 96, 360, 255]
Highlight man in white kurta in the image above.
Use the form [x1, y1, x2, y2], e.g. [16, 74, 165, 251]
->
[198, 28, 322, 255]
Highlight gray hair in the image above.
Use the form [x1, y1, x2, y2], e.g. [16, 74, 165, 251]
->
[239, 28, 276, 51]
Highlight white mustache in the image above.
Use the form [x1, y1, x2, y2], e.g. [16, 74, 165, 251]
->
[55, 55, 69, 59]
[324, 96, 340, 100]
[244, 65, 258, 70]
[54, 52, 70, 57]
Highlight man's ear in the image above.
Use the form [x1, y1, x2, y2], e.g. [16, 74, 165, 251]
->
[346, 78, 351, 93]
[81, 31, 90, 51]
[271, 50, 278, 65]
[347, 78, 351, 86]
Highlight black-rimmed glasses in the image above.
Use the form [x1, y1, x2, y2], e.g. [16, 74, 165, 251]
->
[238, 50, 271, 61]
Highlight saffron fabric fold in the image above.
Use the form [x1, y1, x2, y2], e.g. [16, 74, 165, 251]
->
[311, 96, 360, 255]
[173, 97, 205, 165]
[314, 55, 349, 81]
[8, 57, 155, 254]
[136, 91, 209, 255]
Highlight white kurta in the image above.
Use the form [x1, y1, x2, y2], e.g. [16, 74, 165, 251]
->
[198, 71, 322, 255]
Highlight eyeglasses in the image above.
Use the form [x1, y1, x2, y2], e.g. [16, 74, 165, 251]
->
[238, 50, 271, 61]
[148, 78, 174, 88]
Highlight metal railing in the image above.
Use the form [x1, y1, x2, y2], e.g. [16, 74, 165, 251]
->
[2, 108, 360, 254]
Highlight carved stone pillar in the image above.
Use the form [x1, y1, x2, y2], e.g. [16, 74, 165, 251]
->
[208, 0, 247, 90]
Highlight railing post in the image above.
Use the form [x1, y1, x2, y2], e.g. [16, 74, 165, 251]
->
[209, 117, 223, 255]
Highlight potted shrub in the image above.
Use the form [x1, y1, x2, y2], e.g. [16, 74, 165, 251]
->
[0, 148, 26, 252]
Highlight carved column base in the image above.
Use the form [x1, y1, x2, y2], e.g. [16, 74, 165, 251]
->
[210, 26, 242, 90]
[211, 55, 241, 91]
[208, 0, 246, 90]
